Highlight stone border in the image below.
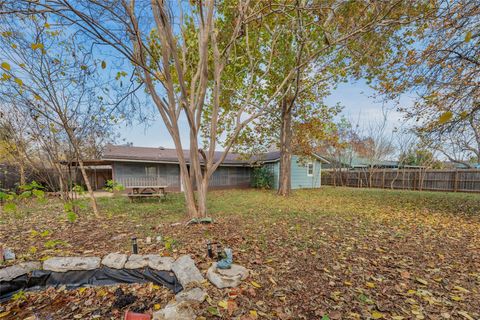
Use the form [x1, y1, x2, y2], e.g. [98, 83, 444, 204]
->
[1, 253, 250, 320]
[0, 254, 205, 286]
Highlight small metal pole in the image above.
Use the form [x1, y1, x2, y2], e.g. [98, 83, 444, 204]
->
[131, 236, 138, 254]
[207, 240, 213, 259]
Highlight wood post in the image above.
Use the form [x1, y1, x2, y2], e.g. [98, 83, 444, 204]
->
[453, 170, 458, 192]
[382, 169, 385, 189]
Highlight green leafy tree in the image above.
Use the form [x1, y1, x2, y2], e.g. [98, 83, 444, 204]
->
[215, 0, 434, 196]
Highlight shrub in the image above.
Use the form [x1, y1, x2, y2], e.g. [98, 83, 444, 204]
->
[104, 180, 125, 193]
[0, 181, 45, 212]
[252, 166, 274, 189]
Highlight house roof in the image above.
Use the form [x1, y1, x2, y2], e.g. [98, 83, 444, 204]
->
[103, 144, 252, 165]
[102, 145, 329, 165]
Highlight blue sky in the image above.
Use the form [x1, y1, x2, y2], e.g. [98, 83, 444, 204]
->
[119, 79, 414, 149]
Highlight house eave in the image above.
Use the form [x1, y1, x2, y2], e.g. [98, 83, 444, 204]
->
[102, 157, 252, 167]
[312, 154, 331, 164]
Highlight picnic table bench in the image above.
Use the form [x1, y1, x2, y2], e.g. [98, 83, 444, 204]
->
[127, 186, 167, 202]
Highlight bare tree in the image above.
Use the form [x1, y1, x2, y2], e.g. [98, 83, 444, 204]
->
[0, 13, 122, 215]
[418, 115, 480, 167]
[377, 0, 479, 166]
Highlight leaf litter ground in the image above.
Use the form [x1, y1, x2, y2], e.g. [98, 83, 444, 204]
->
[0, 187, 479, 319]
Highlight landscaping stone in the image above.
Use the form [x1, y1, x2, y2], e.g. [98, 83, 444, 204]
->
[206, 262, 249, 289]
[3, 248, 15, 261]
[124, 254, 149, 269]
[0, 262, 41, 282]
[175, 287, 207, 303]
[102, 253, 128, 269]
[171, 255, 204, 287]
[43, 257, 100, 272]
[153, 301, 196, 320]
[147, 255, 174, 271]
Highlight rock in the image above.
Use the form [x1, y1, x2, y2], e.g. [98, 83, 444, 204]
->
[175, 287, 207, 303]
[43, 257, 100, 272]
[0, 262, 41, 281]
[206, 262, 249, 289]
[171, 255, 204, 288]
[102, 253, 128, 269]
[147, 255, 174, 271]
[123, 254, 174, 270]
[4, 248, 15, 261]
[124, 254, 149, 269]
[153, 301, 196, 320]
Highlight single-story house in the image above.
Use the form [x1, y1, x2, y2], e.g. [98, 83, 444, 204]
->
[89, 144, 329, 191]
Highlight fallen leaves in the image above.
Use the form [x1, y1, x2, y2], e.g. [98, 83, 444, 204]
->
[415, 278, 428, 286]
[1, 188, 480, 319]
[0, 283, 173, 319]
[458, 311, 474, 320]
[371, 311, 384, 319]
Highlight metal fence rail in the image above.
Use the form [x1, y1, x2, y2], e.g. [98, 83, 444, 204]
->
[322, 169, 480, 193]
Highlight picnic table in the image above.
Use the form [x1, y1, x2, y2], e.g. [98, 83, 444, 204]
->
[127, 185, 167, 202]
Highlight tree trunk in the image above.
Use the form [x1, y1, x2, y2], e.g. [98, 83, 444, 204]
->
[278, 96, 292, 196]
[180, 165, 200, 219]
[196, 178, 209, 218]
[18, 164, 26, 186]
[77, 159, 99, 216]
[59, 175, 66, 200]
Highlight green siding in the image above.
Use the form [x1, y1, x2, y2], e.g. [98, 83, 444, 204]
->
[290, 156, 321, 189]
[263, 155, 322, 190]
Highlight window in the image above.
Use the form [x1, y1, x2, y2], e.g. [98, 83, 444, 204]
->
[145, 165, 157, 177]
[307, 162, 314, 176]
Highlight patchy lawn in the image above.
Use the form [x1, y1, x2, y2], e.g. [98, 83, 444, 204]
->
[1, 187, 479, 319]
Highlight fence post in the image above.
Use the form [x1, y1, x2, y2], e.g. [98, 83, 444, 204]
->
[453, 170, 458, 192]
[382, 169, 385, 189]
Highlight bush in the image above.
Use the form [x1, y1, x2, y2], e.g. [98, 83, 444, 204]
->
[0, 181, 45, 212]
[104, 180, 125, 193]
[252, 166, 274, 189]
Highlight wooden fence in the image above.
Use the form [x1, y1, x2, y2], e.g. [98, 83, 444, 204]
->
[322, 169, 480, 193]
[0, 164, 20, 190]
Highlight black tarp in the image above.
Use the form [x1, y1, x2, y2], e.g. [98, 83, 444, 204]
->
[0, 267, 182, 302]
